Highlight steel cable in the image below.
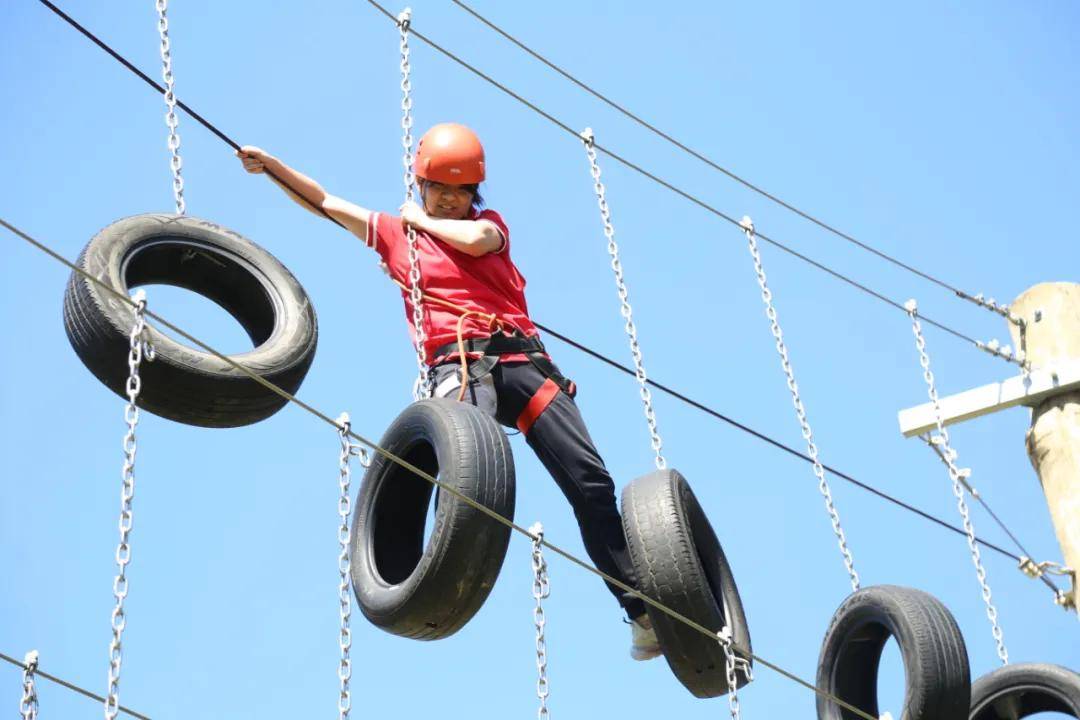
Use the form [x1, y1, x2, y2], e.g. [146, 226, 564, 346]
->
[0, 652, 151, 720]
[450, 0, 998, 308]
[6, 216, 881, 720]
[362, 0, 1030, 368]
[27, 0, 1050, 579]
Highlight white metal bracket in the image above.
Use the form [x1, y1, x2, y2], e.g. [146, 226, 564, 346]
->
[898, 360, 1080, 438]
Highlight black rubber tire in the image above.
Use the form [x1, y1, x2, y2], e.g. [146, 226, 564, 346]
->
[969, 663, 1080, 719]
[816, 585, 971, 720]
[63, 213, 317, 428]
[621, 469, 752, 698]
[349, 398, 515, 640]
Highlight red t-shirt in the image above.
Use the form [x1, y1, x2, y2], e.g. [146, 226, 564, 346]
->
[365, 208, 542, 365]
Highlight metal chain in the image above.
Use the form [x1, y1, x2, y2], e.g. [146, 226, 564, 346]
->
[105, 290, 154, 720]
[717, 628, 752, 720]
[920, 433, 979, 498]
[740, 217, 860, 592]
[580, 128, 666, 470]
[905, 299, 1009, 665]
[20, 650, 39, 720]
[155, 0, 185, 215]
[397, 7, 429, 400]
[334, 413, 370, 720]
[529, 523, 551, 720]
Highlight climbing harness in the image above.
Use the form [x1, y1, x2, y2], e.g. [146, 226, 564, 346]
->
[905, 299, 1009, 665]
[739, 216, 860, 593]
[386, 267, 577, 429]
[444, 310, 505, 402]
[430, 328, 577, 430]
[383, 271, 575, 432]
[335, 413, 369, 719]
[397, 7, 430, 401]
[580, 128, 665, 470]
[156, 0, 184, 215]
[529, 523, 551, 720]
[19, 650, 39, 720]
[105, 290, 154, 720]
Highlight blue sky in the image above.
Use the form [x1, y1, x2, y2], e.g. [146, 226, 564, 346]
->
[2, 1, 1078, 718]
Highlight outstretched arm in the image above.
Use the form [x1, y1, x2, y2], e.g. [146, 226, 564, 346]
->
[237, 146, 371, 241]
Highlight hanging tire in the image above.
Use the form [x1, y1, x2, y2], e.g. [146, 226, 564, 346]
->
[621, 469, 752, 698]
[63, 213, 317, 427]
[969, 663, 1080, 719]
[350, 398, 516, 640]
[816, 585, 970, 720]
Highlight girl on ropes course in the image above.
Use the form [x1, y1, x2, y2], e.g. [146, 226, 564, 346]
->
[237, 122, 661, 661]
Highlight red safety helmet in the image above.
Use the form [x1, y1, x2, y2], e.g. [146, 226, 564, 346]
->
[414, 123, 486, 184]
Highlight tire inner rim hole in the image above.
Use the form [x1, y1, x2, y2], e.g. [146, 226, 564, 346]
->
[833, 620, 891, 719]
[688, 490, 731, 633]
[875, 636, 904, 718]
[373, 439, 439, 585]
[124, 238, 277, 348]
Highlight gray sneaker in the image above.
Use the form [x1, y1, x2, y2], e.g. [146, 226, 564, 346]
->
[630, 616, 662, 661]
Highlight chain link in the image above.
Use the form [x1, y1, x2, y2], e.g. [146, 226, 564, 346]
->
[335, 413, 370, 719]
[155, 0, 185, 215]
[717, 628, 750, 720]
[105, 291, 154, 720]
[20, 650, 39, 720]
[580, 129, 666, 470]
[740, 217, 860, 592]
[529, 523, 551, 720]
[905, 299, 1009, 665]
[397, 7, 429, 400]
[920, 433, 980, 498]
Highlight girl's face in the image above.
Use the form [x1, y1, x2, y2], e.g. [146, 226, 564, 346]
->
[421, 180, 474, 220]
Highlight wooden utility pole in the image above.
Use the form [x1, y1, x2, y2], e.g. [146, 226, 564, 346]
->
[1010, 282, 1080, 609]
[899, 281, 1080, 611]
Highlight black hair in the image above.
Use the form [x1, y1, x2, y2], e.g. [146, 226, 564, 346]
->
[420, 179, 485, 212]
[466, 183, 485, 211]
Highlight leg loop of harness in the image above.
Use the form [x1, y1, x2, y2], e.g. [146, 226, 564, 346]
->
[433, 329, 577, 424]
[517, 378, 562, 434]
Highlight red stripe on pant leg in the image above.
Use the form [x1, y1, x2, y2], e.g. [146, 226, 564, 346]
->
[517, 378, 561, 434]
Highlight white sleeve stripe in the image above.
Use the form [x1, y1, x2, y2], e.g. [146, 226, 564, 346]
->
[367, 212, 378, 249]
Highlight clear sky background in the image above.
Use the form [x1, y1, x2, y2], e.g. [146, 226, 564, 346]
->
[2, 1, 1078, 718]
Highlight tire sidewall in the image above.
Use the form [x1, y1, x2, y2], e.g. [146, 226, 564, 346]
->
[622, 469, 752, 696]
[350, 399, 515, 639]
[970, 663, 1080, 718]
[75, 213, 316, 379]
[816, 585, 971, 720]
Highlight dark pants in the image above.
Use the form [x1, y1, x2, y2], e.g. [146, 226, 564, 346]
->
[431, 360, 647, 620]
